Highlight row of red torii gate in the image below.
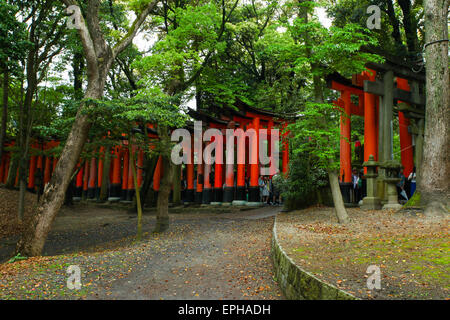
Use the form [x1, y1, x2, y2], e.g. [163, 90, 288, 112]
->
[329, 54, 425, 206]
[0, 100, 295, 206]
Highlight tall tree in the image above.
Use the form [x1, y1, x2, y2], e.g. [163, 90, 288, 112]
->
[135, 0, 239, 232]
[16, 1, 67, 221]
[281, 0, 381, 222]
[0, 1, 29, 172]
[17, 0, 159, 256]
[417, 0, 449, 214]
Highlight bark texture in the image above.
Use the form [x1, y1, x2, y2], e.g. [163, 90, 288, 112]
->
[418, 0, 449, 215]
[154, 127, 174, 233]
[328, 167, 350, 224]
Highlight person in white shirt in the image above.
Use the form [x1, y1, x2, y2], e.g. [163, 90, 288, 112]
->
[408, 166, 417, 197]
[351, 168, 360, 203]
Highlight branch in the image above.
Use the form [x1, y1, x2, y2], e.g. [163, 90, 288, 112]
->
[61, 0, 99, 80]
[116, 57, 138, 90]
[113, 0, 160, 58]
[86, 0, 109, 58]
[181, 0, 239, 90]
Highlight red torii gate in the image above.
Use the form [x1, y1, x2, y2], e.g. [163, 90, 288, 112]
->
[329, 69, 415, 185]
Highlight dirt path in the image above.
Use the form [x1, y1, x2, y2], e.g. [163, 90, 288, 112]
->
[0, 205, 283, 300]
[91, 206, 282, 300]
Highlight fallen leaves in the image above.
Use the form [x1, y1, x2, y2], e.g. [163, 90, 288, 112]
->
[277, 207, 449, 300]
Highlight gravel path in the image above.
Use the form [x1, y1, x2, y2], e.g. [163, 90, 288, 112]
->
[92, 206, 283, 300]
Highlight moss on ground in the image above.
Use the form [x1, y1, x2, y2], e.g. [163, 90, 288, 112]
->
[404, 192, 421, 208]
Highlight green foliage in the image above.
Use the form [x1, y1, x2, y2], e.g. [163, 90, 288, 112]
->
[134, 2, 224, 95]
[0, 1, 30, 72]
[281, 153, 329, 210]
[288, 18, 383, 78]
[289, 102, 341, 171]
[326, 0, 424, 58]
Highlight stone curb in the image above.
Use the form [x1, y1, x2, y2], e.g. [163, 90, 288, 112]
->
[271, 217, 358, 300]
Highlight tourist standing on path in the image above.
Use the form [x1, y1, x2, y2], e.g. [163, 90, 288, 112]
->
[262, 176, 270, 204]
[351, 168, 360, 203]
[408, 167, 417, 197]
[270, 175, 281, 205]
[397, 168, 408, 201]
[258, 176, 265, 202]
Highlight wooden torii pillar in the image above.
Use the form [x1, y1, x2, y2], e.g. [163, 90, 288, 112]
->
[247, 116, 260, 205]
[153, 155, 162, 192]
[108, 146, 122, 201]
[87, 153, 97, 199]
[82, 159, 89, 199]
[331, 80, 364, 184]
[27, 147, 37, 191]
[211, 125, 224, 205]
[364, 69, 425, 200]
[185, 134, 195, 204]
[202, 141, 212, 205]
[233, 119, 247, 205]
[397, 78, 414, 177]
[43, 141, 54, 186]
[195, 138, 204, 204]
[74, 161, 84, 200]
[223, 121, 236, 205]
[120, 146, 129, 201]
[96, 146, 104, 199]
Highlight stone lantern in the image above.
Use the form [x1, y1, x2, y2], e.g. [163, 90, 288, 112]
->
[361, 155, 382, 210]
[380, 159, 403, 210]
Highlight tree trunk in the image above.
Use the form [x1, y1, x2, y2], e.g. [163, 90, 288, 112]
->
[18, 55, 36, 221]
[307, 9, 350, 224]
[16, 85, 100, 256]
[154, 128, 174, 233]
[5, 155, 18, 188]
[137, 154, 158, 209]
[18, 133, 31, 221]
[397, 0, 419, 54]
[328, 165, 350, 224]
[128, 141, 143, 241]
[0, 69, 8, 163]
[154, 153, 174, 233]
[418, 0, 449, 215]
[15, 0, 157, 256]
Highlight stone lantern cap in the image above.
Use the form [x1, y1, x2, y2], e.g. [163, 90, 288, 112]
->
[362, 154, 378, 168]
[380, 159, 402, 182]
[380, 159, 402, 170]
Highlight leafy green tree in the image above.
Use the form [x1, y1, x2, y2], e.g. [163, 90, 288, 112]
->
[17, 0, 160, 257]
[0, 1, 29, 168]
[134, 0, 239, 232]
[326, 0, 423, 59]
[283, 1, 382, 223]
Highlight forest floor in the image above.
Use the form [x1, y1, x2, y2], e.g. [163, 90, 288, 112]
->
[276, 206, 449, 300]
[0, 187, 282, 300]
